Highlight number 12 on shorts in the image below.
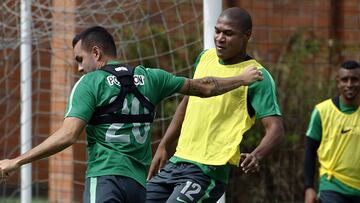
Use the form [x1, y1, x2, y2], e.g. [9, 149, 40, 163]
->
[179, 181, 202, 201]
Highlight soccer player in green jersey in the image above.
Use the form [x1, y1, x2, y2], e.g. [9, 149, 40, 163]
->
[146, 7, 284, 203]
[0, 26, 263, 202]
[304, 60, 360, 203]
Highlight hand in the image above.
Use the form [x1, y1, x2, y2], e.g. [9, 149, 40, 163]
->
[240, 153, 260, 173]
[0, 159, 19, 181]
[304, 188, 319, 203]
[147, 145, 169, 181]
[240, 66, 263, 86]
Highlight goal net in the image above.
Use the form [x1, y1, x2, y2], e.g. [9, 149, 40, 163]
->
[0, 0, 202, 202]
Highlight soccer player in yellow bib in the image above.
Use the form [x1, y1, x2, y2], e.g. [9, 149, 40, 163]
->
[304, 60, 360, 203]
[146, 7, 284, 203]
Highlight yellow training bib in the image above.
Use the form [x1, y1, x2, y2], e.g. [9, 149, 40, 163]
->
[174, 49, 262, 166]
[317, 99, 360, 190]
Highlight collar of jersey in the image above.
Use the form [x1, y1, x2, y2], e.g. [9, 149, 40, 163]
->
[106, 60, 122, 65]
[218, 54, 253, 65]
[339, 97, 358, 113]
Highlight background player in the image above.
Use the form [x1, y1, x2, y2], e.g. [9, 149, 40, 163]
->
[304, 60, 360, 203]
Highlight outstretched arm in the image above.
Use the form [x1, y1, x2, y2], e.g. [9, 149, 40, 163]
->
[147, 96, 188, 180]
[240, 116, 284, 173]
[0, 117, 86, 179]
[178, 66, 263, 97]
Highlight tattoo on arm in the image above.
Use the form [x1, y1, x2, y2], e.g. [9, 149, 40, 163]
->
[204, 77, 239, 96]
[187, 77, 224, 96]
[187, 79, 201, 96]
[207, 77, 220, 95]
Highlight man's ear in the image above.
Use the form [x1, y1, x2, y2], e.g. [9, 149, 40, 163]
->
[335, 71, 340, 82]
[244, 29, 252, 39]
[92, 46, 102, 61]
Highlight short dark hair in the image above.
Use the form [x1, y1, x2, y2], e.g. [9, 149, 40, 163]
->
[341, 60, 360, 70]
[220, 7, 252, 33]
[72, 26, 117, 57]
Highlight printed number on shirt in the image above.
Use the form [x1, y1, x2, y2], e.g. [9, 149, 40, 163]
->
[105, 97, 150, 144]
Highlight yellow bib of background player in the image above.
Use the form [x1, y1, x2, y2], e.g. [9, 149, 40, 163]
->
[174, 48, 261, 166]
[317, 99, 360, 190]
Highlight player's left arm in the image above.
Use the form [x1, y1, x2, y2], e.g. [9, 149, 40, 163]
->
[240, 68, 284, 173]
[241, 116, 284, 173]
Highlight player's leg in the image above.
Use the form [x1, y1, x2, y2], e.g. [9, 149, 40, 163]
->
[84, 176, 123, 203]
[348, 194, 360, 203]
[120, 175, 146, 203]
[167, 179, 225, 203]
[146, 180, 173, 203]
[319, 190, 348, 203]
[146, 162, 178, 203]
[165, 163, 226, 203]
[83, 175, 146, 203]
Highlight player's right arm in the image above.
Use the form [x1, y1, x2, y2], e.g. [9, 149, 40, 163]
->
[147, 96, 188, 180]
[0, 117, 85, 179]
[304, 136, 320, 203]
[304, 108, 321, 203]
[0, 74, 94, 180]
[178, 66, 263, 97]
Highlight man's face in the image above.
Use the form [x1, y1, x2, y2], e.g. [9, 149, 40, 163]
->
[73, 40, 97, 73]
[337, 68, 360, 101]
[214, 15, 249, 63]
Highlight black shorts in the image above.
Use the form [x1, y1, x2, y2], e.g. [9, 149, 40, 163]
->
[83, 175, 146, 203]
[146, 162, 226, 203]
[319, 190, 360, 203]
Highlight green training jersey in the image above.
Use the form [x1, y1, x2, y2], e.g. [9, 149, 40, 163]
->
[65, 62, 185, 187]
